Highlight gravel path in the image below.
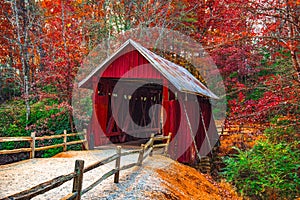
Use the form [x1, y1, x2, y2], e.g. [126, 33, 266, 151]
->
[0, 149, 171, 200]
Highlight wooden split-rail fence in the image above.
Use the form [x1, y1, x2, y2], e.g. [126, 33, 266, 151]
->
[1, 133, 172, 200]
[217, 124, 262, 136]
[0, 130, 88, 158]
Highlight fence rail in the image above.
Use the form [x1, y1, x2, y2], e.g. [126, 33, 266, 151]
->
[1, 132, 172, 200]
[217, 124, 261, 136]
[0, 130, 88, 158]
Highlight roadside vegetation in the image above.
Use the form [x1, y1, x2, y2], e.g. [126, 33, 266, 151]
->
[0, 0, 299, 199]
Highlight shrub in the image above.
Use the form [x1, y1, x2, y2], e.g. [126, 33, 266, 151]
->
[222, 140, 300, 199]
[0, 98, 77, 158]
[265, 117, 299, 144]
[264, 126, 298, 144]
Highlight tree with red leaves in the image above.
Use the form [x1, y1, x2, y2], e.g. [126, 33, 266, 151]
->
[1, 0, 298, 131]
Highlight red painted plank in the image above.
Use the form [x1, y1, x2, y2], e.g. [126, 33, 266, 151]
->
[101, 50, 162, 79]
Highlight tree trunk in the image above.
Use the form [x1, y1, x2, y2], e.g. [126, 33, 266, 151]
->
[12, 0, 31, 122]
[291, 49, 300, 82]
[286, 0, 300, 82]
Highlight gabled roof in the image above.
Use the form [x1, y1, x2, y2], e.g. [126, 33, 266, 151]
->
[79, 39, 218, 99]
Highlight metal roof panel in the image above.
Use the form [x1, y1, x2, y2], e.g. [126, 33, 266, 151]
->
[79, 39, 218, 99]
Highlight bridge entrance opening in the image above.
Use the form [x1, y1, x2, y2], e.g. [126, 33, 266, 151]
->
[94, 78, 163, 145]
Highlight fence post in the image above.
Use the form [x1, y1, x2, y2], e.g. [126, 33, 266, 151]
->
[221, 124, 224, 135]
[164, 132, 172, 155]
[137, 144, 145, 166]
[89, 133, 94, 150]
[30, 132, 36, 159]
[114, 146, 122, 183]
[83, 129, 89, 150]
[149, 133, 155, 157]
[72, 160, 84, 200]
[63, 130, 67, 152]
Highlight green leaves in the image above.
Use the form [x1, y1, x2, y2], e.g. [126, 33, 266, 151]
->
[264, 122, 298, 144]
[0, 98, 73, 157]
[222, 140, 300, 199]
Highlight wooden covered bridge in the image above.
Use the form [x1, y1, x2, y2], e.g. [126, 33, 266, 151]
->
[79, 39, 219, 164]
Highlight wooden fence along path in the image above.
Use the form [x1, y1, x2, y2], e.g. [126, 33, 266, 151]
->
[0, 124, 257, 158]
[1, 133, 172, 200]
[216, 124, 261, 136]
[0, 130, 88, 158]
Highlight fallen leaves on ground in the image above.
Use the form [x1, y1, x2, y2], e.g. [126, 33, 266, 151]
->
[152, 162, 242, 200]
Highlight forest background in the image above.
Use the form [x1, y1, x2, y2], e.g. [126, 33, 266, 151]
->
[0, 0, 299, 199]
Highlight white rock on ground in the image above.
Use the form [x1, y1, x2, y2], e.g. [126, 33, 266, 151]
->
[0, 149, 173, 200]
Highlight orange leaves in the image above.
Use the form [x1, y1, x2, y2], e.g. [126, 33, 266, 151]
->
[285, 41, 299, 51]
[268, 20, 281, 32]
[156, 162, 242, 200]
[41, 0, 62, 15]
[37, 0, 93, 101]
[219, 125, 266, 157]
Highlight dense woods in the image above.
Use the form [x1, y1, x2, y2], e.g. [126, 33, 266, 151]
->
[0, 0, 299, 199]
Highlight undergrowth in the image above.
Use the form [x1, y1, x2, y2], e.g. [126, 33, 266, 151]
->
[222, 122, 300, 199]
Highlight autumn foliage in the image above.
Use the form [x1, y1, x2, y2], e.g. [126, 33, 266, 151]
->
[0, 0, 298, 126]
[0, 0, 299, 199]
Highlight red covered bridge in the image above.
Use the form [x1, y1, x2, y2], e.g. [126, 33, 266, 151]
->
[79, 39, 219, 164]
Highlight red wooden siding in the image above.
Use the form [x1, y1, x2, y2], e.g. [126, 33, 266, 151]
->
[101, 49, 163, 80]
